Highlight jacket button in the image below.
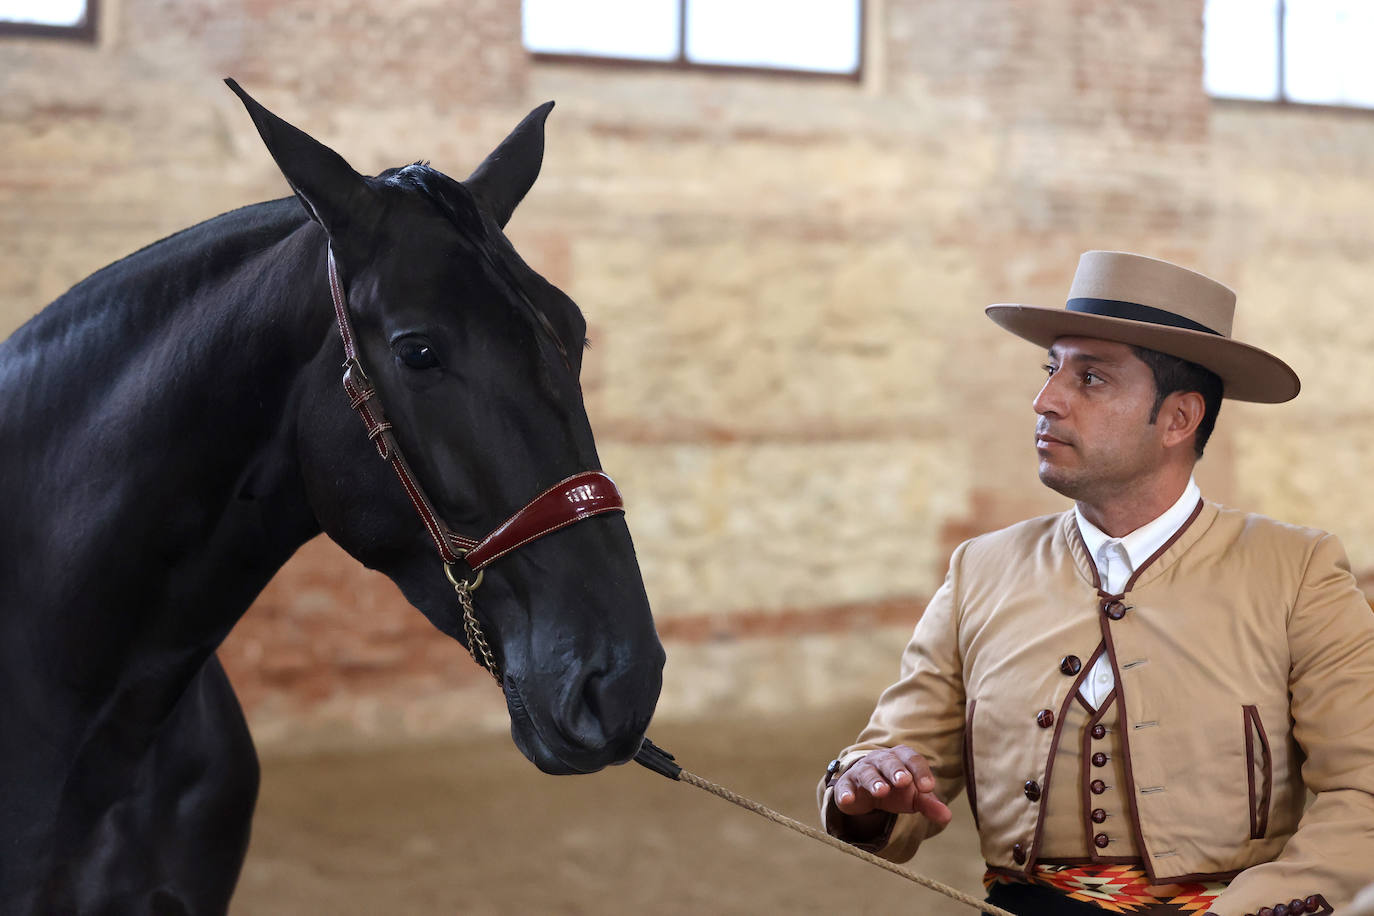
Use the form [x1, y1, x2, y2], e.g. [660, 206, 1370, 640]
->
[1092, 752, 1108, 767]
[1101, 599, 1127, 620]
[1059, 655, 1082, 675]
[1094, 833, 1109, 849]
[1091, 808, 1107, 823]
[1257, 908, 1274, 916]
[1290, 902, 1308, 915]
[1036, 709, 1055, 728]
[1012, 842, 1026, 864]
[1091, 724, 1107, 739]
[1091, 779, 1107, 794]
[1304, 898, 1321, 913]
[1023, 780, 1041, 802]
[1273, 905, 1290, 916]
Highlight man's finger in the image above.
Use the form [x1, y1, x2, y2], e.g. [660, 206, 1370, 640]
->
[845, 761, 892, 799]
[876, 782, 919, 815]
[892, 746, 938, 793]
[915, 789, 954, 826]
[874, 753, 913, 789]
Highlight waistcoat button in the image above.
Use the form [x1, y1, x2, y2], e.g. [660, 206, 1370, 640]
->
[1273, 905, 1290, 916]
[1059, 655, 1082, 676]
[1102, 599, 1127, 620]
[1012, 842, 1027, 864]
[1023, 780, 1041, 802]
[1036, 709, 1055, 728]
[1304, 897, 1322, 913]
[1092, 752, 1108, 767]
[1091, 808, 1107, 823]
[1094, 833, 1110, 849]
[1092, 724, 1107, 739]
[1091, 779, 1107, 795]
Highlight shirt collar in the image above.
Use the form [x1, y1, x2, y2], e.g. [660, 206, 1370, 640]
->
[1075, 476, 1202, 572]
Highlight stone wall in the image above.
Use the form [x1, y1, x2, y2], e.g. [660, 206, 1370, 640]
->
[3, 0, 1371, 752]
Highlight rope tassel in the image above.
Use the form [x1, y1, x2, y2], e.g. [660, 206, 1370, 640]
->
[634, 739, 1016, 916]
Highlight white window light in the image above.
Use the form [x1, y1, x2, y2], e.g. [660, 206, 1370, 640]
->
[1204, 0, 1374, 108]
[0, 0, 89, 27]
[686, 0, 860, 74]
[522, 0, 680, 62]
[522, 0, 862, 76]
[1284, 0, 1374, 107]
[1204, 0, 1280, 101]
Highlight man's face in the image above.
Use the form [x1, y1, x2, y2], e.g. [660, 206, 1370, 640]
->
[1033, 337, 1166, 502]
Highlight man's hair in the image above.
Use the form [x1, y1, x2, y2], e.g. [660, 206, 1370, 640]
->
[1130, 346, 1224, 459]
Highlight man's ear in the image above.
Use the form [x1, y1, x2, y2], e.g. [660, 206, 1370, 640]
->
[225, 78, 380, 253]
[465, 101, 554, 228]
[1160, 390, 1206, 451]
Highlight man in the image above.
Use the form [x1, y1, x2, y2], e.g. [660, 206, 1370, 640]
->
[818, 252, 1374, 915]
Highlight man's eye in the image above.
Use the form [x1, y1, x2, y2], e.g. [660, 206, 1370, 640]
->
[1042, 364, 1057, 377]
[397, 340, 440, 371]
[1082, 372, 1102, 385]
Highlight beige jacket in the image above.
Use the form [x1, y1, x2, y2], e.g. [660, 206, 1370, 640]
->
[820, 502, 1374, 914]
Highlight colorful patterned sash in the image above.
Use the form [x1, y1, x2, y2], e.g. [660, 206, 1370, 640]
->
[985, 864, 1229, 913]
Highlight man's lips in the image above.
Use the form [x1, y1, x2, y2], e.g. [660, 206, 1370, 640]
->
[1035, 431, 1072, 448]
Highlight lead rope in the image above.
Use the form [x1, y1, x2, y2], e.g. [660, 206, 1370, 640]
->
[444, 569, 1010, 916]
[635, 740, 1015, 916]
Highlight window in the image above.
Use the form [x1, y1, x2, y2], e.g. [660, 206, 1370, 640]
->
[0, 0, 97, 41]
[1204, 0, 1374, 108]
[522, 0, 863, 77]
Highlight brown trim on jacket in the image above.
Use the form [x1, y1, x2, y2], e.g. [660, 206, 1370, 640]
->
[1089, 498, 1205, 884]
[1098, 611, 1158, 881]
[1121, 498, 1205, 594]
[985, 862, 1245, 882]
[964, 699, 980, 831]
[1082, 687, 1118, 860]
[1033, 856, 1142, 865]
[1243, 704, 1273, 839]
[1024, 642, 1103, 872]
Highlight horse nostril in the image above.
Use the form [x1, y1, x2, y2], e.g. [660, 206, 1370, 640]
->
[580, 670, 608, 724]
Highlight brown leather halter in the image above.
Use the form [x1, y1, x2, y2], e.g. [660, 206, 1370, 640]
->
[326, 248, 625, 679]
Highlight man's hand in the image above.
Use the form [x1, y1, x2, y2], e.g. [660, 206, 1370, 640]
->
[832, 745, 953, 827]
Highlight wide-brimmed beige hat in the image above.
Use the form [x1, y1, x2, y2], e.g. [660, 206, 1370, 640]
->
[986, 251, 1299, 403]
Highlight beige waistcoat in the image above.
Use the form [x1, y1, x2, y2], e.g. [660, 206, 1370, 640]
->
[820, 502, 1374, 915]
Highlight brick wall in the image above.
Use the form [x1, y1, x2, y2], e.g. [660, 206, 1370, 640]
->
[3, 0, 1371, 752]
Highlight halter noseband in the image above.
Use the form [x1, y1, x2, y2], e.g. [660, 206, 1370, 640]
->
[326, 248, 625, 680]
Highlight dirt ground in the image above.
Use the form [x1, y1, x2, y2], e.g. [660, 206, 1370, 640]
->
[232, 704, 986, 915]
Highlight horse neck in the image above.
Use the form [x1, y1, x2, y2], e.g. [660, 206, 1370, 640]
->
[0, 199, 334, 698]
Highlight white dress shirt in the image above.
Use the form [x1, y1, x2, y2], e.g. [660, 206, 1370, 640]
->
[1073, 477, 1202, 709]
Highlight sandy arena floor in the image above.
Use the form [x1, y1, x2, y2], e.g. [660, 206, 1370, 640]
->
[232, 704, 985, 915]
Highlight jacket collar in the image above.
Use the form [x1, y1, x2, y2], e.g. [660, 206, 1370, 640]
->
[1074, 476, 1202, 580]
[1064, 497, 1215, 594]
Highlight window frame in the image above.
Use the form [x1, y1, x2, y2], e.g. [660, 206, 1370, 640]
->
[0, 0, 99, 42]
[525, 0, 866, 82]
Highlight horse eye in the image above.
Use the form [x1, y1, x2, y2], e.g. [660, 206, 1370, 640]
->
[397, 340, 440, 371]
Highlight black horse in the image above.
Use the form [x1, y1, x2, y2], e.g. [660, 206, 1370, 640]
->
[0, 82, 664, 914]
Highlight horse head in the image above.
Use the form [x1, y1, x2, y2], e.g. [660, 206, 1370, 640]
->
[226, 82, 664, 775]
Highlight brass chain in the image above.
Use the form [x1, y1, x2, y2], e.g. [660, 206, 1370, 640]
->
[455, 578, 500, 684]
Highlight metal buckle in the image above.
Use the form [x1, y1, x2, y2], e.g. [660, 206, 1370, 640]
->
[342, 355, 372, 391]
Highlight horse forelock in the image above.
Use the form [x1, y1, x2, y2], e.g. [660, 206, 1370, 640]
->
[377, 164, 582, 375]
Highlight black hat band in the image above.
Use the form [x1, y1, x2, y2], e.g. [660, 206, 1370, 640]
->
[1066, 297, 1222, 336]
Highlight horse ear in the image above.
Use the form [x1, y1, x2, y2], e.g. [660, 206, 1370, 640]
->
[225, 78, 376, 247]
[464, 101, 554, 228]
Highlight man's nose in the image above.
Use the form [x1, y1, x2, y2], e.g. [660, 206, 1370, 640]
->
[1033, 374, 1065, 417]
